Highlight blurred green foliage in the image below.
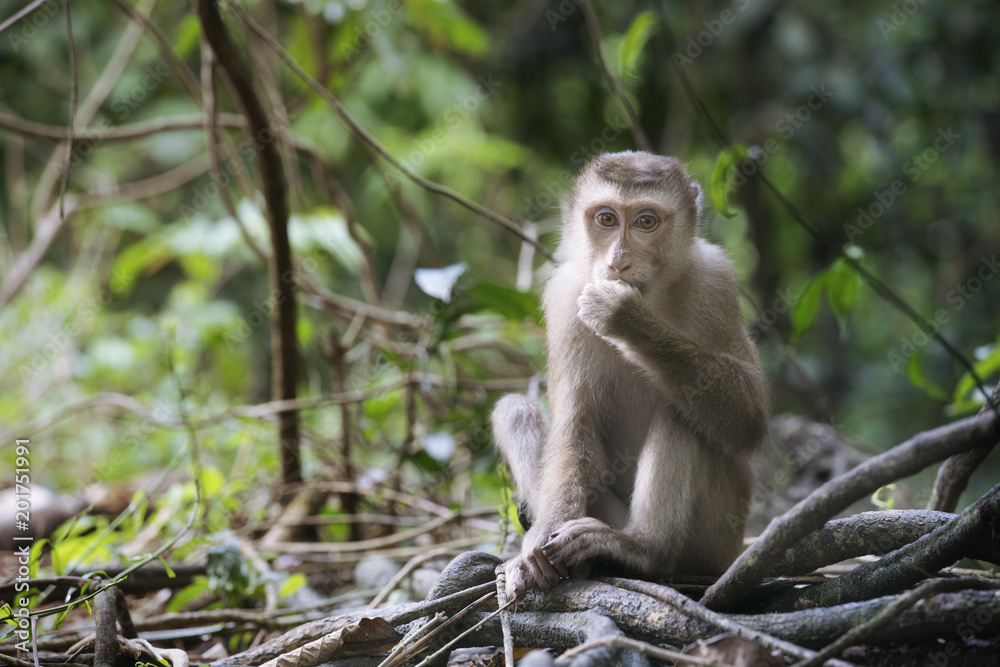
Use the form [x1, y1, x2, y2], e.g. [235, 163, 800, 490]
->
[0, 0, 998, 544]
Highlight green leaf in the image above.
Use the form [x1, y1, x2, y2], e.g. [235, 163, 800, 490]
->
[408, 0, 489, 57]
[950, 341, 1000, 413]
[826, 258, 860, 335]
[906, 348, 948, 401]
[279, 573, 307, 598]
[168, 576, 210, 614]
[0, 602, 17, 628]
[871, 484, 896, 510]
[620, 11, 657, 78]
[363, 389, 403, 423]
[709, 145, 751, 219]
[466, 282, 541, 324]
[791, 274, 826, 343]
[159, 557, 176, 579]
[111, 240, 175, 296]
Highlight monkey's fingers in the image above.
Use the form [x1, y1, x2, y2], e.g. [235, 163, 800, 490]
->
[529, 547, 561, 591]
[540, 536, 570, 566]
[504, 558, 530, 599]
[540, 535, 570, 576]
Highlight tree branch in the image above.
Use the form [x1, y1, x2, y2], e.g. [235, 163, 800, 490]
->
[927, 384, 1000, 512]
[765, 482, 1000, 611]
[580, 1, 652, 153]
[768, 510, 956, 577]
[196, 0, 301, 486]
[701, 409, 1000, 611]
[223, 0, 552, 262]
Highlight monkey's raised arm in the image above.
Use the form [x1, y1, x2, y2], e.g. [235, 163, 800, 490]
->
[578, 279, 769, 454]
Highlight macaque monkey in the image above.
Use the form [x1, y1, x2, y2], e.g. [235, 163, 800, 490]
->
[492, 151, 768, 597]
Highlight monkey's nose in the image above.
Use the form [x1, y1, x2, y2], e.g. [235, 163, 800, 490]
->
[608, 260, 631, 275]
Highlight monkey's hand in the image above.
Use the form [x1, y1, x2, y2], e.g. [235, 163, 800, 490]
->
[541, 517, 643, 576]
[577, 280, 641, 339]
[504, 526, 569, 599]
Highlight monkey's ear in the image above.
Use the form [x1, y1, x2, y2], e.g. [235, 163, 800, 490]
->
[690, 181, 705, 213]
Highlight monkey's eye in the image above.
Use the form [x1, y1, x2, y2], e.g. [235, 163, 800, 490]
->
[636, 215, 658, 230]
[596, 211, 618, 227]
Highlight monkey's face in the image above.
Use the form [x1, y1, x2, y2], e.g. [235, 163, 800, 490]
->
[582, 198, 673, 290]
[564, 152, 702, 294]
[570, 184, 700, 293]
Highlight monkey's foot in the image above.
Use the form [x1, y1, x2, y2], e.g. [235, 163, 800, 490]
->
[577, 280, 640, 338]
[541, 517, 634, 573]
[503, 547, 568, 599]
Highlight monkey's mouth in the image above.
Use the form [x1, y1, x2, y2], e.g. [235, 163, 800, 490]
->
[606, 276, 646, 293]
[629, 280, 647, 293]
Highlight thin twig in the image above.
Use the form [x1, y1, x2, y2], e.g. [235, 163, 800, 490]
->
[0, 201, 76, 307]
[0, 110, 246, 140]
[77, 155, 210, 207]
[496, 567, 515, 667]
[110, 0, 201, 99]
[0, 0, 48, 34]
[791, 578, 1000, 667]
[60, 0, 76, 220]
[383, 591, 498, 667]
[580, 1, 652, 152]
[32, 0, 156, 222]
[559, 635, 725, 666]
[199, 36, 269, 263]
[225, 0, 552, 261]
[368, 547, 461, 609]
[927, 384, 1000, 512]
[604, 578, 855, 666]
[740, 286, 833, 421]
[376, 613, 447, 667]
[663, 16, 990, 399]
[269, 514, 458, 554]
[197, 0, 301, 487]
[414, 597, 517, 667]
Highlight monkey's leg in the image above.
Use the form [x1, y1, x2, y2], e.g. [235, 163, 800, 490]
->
[491, 395, 564, 596]
[491, 394, 548, 520]
[542, 421, 696, 580]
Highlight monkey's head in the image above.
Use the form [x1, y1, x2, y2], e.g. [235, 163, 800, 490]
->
[561, 151, 703, 293]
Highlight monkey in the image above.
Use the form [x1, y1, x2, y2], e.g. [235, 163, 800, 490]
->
[492, 151, 769, 598]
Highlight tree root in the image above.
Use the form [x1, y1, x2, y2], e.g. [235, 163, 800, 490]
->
[927, 384, 1000, 512]
[702, 409, 1000, 611]
[765, 482, 1000, 610]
